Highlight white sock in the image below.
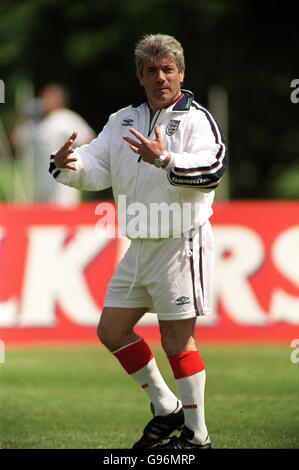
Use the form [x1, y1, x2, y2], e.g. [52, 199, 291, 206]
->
[131, 357, 180, 416]
[168, 350, 209, 445]
[176, 369, 208, 444]
[112, 338, 179, 417]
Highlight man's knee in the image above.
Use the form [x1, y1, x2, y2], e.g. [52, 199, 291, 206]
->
[96, 319, 105, 344]
[159, 318, 197, 357]
[97, 316, 107, 346]
[97, 307, 116, 349]
[161, 332, 189, 357]
[97, 306, 147, 351]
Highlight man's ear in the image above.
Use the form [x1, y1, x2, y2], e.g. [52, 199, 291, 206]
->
[179, 68, 185, 85]
[137, 70, 144, 87]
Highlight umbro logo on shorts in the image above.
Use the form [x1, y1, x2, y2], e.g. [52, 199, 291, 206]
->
[176, 296, 191, 306]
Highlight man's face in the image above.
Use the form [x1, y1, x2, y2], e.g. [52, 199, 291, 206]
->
[137, 54, 185, 114]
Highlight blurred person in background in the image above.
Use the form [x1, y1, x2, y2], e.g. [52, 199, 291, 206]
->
[12, 83, 95, 205]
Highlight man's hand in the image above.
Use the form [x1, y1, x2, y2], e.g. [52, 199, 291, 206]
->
[54, 131, 78, 170]
[123, 126, 165, 164]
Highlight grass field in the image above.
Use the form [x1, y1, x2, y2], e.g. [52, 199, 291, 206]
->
[0, 344, 298, 449]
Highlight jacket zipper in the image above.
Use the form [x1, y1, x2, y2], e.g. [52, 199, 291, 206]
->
[133, 109, 163, 204]
[138, 109, 162, 162]
[148, 109, 162, 137]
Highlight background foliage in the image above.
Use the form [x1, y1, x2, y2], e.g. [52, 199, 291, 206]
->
[0, 0, 298, 199]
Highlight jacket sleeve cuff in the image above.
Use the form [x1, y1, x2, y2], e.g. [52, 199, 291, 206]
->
[162, 153, 175, 172]
[49, 153, 72, 179]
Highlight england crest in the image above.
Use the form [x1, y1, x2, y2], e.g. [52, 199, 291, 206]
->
[166, 119, 180, 136]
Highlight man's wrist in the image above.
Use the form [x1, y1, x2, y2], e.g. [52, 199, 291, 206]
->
[161, 153, 171, 169]
[50, 153, 68, 172]
[153, 150, 172, 169]
[161, 152, 174, 171]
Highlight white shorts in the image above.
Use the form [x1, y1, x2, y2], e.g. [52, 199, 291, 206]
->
[104, 221, 214, 321]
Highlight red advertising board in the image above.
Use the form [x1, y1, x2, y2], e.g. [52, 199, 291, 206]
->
[0, 201, 299, 346]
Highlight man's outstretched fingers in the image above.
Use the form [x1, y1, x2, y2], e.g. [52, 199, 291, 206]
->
[129, 127, 147, 143]
[69, 131, 78, 143]
[154, 125, 162, 142]
[60, 132, 77, 152]
[123, 135, 140, 148]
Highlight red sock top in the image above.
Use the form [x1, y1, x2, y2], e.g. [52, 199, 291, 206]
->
[168, 350, 205, 380]
[113, 338, 154, 374]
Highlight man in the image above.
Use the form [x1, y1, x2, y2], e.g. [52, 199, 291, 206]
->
[49, 34, 226, 448]
[13, 83, 95, 205]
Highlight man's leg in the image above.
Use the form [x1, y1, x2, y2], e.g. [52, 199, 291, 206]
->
[159, 317, 210, 447]
[97, 306, 146, 352]
[97, 307, 183, 447]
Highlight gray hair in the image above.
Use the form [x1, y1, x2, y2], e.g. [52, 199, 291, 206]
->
[134, 34, 185, 73]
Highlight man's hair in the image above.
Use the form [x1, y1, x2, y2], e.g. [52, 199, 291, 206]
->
[134, 34, 185, 73]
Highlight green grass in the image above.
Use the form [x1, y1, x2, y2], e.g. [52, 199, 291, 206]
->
[0, 344, 298, 449]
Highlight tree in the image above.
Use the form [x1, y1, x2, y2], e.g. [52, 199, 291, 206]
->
[1, 0, 298, 200]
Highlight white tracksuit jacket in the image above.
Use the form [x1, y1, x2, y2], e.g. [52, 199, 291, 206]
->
[49, 90, 226, 239]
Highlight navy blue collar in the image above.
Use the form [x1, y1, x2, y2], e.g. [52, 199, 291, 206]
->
[132, 89, 194, 111]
